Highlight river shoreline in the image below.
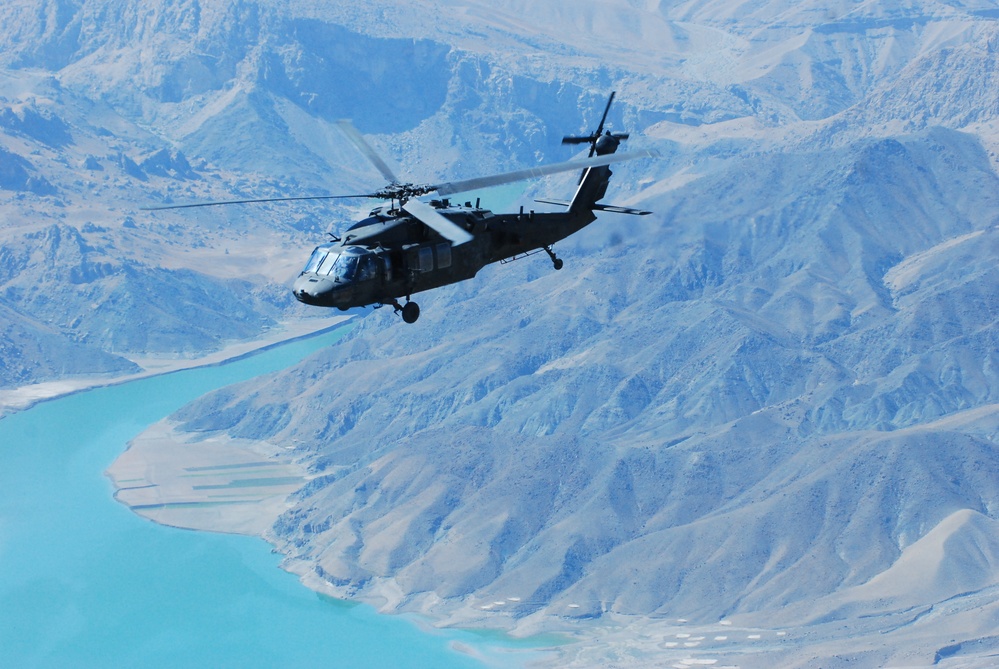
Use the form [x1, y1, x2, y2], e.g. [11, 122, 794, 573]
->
[0, 315, 353, 418]
[109, 417, 578, 667]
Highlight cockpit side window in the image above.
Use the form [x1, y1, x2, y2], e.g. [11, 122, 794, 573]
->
[355, 255, 377, 281]
[330, 255, 359, 282]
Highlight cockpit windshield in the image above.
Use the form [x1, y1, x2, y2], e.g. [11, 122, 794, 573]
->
[317, 252, 340, 276]
[302, 247, 326, 274]
[301, 247, 368, 283]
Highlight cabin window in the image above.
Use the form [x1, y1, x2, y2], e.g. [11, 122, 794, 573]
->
[418, 247, 434, 272]
[436, 242, 452, 269]
[381, 254, 393, 282]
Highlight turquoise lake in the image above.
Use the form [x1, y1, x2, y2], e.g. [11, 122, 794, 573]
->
[0, 325, 538, 668]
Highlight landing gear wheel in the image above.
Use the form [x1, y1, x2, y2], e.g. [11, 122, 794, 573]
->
[544, 245, 563, 270]
[401, 301, 420, 324]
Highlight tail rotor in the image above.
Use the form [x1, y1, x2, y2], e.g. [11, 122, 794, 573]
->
[562, 91, 630, 156]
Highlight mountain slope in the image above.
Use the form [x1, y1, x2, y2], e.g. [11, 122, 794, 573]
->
[2, 1, 998, 666]
[169, 124, 999, 659]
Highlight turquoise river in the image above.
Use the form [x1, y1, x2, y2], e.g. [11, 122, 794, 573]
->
[0, 325, 542, 668]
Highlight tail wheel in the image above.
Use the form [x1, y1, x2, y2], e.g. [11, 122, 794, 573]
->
[544, 245, 563, 270]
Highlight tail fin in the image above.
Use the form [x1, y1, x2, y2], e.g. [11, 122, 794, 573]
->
[567, 163, 612, 215]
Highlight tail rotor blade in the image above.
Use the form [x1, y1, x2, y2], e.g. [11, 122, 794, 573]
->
[595, 91, 616, 137]
[590, 91, 616, 156]
[561, 92, 619, 157]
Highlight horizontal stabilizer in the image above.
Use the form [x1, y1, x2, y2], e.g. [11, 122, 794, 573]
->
[535, 199, 653, 216]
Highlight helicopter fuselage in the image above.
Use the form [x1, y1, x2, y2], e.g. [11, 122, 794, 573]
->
[292, 200, 598, 311]
[292, 134, 628, 322]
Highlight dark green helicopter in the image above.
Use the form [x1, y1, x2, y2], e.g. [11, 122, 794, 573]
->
[147, 93, 654, 323]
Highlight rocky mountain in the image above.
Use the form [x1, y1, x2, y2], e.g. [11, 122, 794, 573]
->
[0, 3, 333, 390]
[4, 0, 999, 666]
[173, 122, 998, 649]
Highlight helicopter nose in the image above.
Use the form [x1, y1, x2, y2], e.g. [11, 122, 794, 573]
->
[293, 275, 335, 305]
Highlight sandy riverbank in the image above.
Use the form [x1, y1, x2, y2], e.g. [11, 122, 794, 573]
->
[0, 316, 351, 417]
[102, 314, 356, 534]
[108, 419, 311, 535]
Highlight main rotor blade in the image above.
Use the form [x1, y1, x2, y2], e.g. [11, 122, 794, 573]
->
[402, 198, 474, 246]
[335, 119, 400, 184]
[140, 193, 377, 211]
[430, 149, 657, 197]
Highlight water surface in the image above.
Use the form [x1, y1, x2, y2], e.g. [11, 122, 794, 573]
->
[0, 325, 529, 668]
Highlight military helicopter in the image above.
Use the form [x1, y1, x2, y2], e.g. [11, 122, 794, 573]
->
[146, 92, 654, 323]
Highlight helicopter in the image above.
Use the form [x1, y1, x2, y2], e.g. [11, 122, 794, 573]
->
[146, 92, 655, 323]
